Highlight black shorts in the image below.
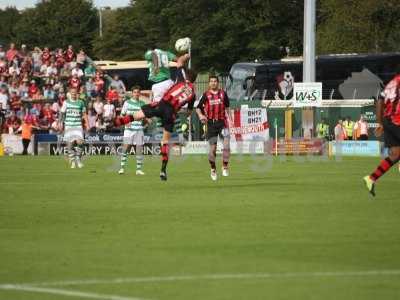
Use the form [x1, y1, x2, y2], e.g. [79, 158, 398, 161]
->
[383, 117, 400, 147]
[207, 120, 225, 144]
[141, 101, 175, 133]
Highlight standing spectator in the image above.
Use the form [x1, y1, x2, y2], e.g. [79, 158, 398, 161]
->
[109, 74, 126, 95]
[87, 108, 97, 133]
[41, 47, 51, 65]
[316, 119, 330, 140]
[106, 86, 119, 103]
[85, 77, 96, 97]
[6, 43, 19, 63]
[55, 48, 65, 70]
[5, 114, 21, 134]
[0, 86, 9, 109]
[0, 45, 5, 60]
[20, 56, 32, 75]
[31, 47, 42, 74]
[342, 116, 355, 140]
[20, 44, 29, 59]
[93, 96, 103, 115]
[334, 119, 347, 141]
[94, 72, 105, 96]
[0, 103, 6, 131]
[64, 45, 75, 64]
[354, 115, 369, 140]
[40, 60, 50, 76]
[9, 91, 22, 116]
[103, 98, 115, 128]
[76, 49, 86, 69]
[19, 116, 38, 154]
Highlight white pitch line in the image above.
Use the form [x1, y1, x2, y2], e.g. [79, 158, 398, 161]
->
[0, 284, 150, 300]
[2, 269, 400, 288]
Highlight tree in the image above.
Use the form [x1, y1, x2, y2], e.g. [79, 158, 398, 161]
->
[316, 0, 400, 54]
[14, 0, 98, 53]
[0, 7, 21, 46]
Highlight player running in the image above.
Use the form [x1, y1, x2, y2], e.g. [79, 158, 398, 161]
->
[119, 86, 147, 175]
[59, 88, 88, 169]
[145, 46, 176, 102]
[115, 54, 196, 181]
[196, 76, 231, 181]
[363, 73, 400, 196]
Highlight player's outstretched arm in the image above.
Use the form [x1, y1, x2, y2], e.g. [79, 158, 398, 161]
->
[176, 53, 190, 68]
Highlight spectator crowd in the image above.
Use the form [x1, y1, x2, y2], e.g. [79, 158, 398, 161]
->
[0, 42, 129, 135]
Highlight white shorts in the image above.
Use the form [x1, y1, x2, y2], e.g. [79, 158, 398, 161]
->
[63, 128, 84, 143]
[152, 79, 174, 102]
[123, 130, 144, 145]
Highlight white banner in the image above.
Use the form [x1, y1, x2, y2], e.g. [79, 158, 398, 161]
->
[1, 134, 34, 155]
[182, 141, 264, 155]
[293, 82, 322, 107]
[229, 107, 269, 141]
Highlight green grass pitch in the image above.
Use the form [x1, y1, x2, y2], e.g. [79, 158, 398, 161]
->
[0, 155, 399, 300]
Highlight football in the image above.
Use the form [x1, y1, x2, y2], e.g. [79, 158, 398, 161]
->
[175, 37, 191, 53]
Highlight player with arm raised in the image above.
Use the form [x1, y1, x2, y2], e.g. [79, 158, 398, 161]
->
[115, 54, 196, 181]
[196, 76, 231, 181]
[363, 72, 400, 196]
[59, 88, 88, 169]
[145, 46, 177, 103]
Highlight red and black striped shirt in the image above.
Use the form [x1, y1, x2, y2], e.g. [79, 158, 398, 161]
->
[197, 89, 229, 121]
[381, 74, 400, 125]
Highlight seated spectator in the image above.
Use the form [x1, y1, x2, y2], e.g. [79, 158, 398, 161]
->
[71, 65, 84, 78]
[40, 60, 50, 76]
[93, 96, 103, 115]
[8, 81, 19, 95]
[84, 63, 96, 78]
[46, 62, 58, 77]
[43, 84, 55, 100]
[0, 58, 8, 76]
[28, 80, 39, 98]
[20, 56, 32, 75]
[0, 86, 9, 109]
[19, 80, 30, 99]
[69, 74, 81, 89]
[8, 61, 20, 78]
